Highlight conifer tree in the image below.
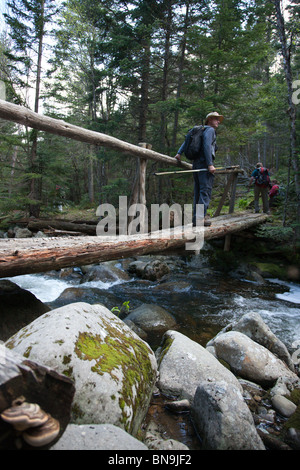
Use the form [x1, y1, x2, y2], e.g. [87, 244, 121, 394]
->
[4, 0, 58, 216]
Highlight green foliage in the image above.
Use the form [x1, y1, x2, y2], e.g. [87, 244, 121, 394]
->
[255, 225, 294, 242]
[111, 301, 130, 318]
[0, 0, 298, 234]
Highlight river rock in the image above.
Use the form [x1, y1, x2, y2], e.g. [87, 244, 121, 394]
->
[80, 262, 130, 284]
[156, 330, 264, 450]
[156, 330, 243, 402]
[271, 395, 297, 418]
[211, 331, 298, 387]
[192, 379, 265, 450]
[269, 375, 300, 400]
[50, 423, 148, 450]
[5, 302, 157, 436]
[0, 280, 50, 341]
[231, 312, 295, 371]
[123, 319, 148, 341]
[126, 304, 177, 334]
[47, 286, 123, 311]
[14, 227, 32, 238]
[144, 420, 189, 451]
[128, 259, 170, 281]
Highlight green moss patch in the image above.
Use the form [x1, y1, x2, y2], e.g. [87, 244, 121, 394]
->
[74, 319, 155, 432]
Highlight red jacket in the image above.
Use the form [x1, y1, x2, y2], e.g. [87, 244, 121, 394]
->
[269, 184, 279, 198]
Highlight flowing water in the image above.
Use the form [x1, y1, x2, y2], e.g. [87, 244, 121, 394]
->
[5, 257, 300, 449]
[8, 260, 300, 351]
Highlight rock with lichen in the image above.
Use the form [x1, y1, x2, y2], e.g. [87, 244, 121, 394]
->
[5, 302, 157, 437]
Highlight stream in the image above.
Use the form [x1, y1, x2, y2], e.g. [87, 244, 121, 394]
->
[5, 254, 300, 449]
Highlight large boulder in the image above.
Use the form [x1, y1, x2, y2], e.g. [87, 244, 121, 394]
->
[192, 380, 265, 450]
[51, 424, 148, 450]
[156, 330, 242, 403]
[156, 330, 264, 450]
[228, 312, 294, 371]
[5, 302, 157, 436]
[0, 280, 50, 341]
[211, 331, 298, 387]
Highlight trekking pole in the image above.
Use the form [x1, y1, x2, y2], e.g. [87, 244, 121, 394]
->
[153, 166, 240, 176]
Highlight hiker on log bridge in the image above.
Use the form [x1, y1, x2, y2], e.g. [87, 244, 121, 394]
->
[174, 112, 224, 227]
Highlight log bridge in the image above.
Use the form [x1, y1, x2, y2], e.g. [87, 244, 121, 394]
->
[0, 99, 269, 278]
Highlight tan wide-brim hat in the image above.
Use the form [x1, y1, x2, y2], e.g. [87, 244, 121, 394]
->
[205, 112, 224, 124]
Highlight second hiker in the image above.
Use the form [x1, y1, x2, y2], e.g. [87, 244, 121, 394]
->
[248, 162, 270, 214]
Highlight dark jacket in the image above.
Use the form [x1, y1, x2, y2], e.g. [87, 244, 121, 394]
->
[177, 125, 217, 169]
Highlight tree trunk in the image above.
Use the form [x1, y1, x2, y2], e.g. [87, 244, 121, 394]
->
[0, 345, 75, 450]
[273, 0, 299, 238]
[29, 0, 45, 218]
[0, 212, 269, 278]
[159, 1, 172, 152]
[172, 1, 190, 148]
[0, 99, 191, 169]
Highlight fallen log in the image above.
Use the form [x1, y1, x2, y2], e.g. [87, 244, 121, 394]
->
[0, 344, 75, 450]
[0, 212, 269, 278]
[0, 99, 191, 169]
[27, 219, 97, 235]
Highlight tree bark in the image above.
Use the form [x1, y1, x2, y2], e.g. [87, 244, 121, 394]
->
[29, 0, 45, 219]
[272, 0, 299, 237]
[27, 218, 97, 235]
[0, 212, 269, 278]
[0, 99, 191, 169]
[0, 345, 75, 449]
[172, 1, 190, 148]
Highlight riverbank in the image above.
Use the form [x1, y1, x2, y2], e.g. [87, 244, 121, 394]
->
[1, 242, 299, 450]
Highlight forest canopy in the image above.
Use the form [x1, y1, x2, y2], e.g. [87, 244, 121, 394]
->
[0, 0, 299, 236]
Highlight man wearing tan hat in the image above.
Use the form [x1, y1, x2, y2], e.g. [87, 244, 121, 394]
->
[174, 112, 224, 226]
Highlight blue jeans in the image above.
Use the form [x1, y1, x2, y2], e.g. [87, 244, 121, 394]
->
[192, 170, 214, 224]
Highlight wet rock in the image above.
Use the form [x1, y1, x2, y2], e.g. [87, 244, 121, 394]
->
[47, 286, 122, 311]
[123, 318, 148, 341]
[164, 399, 190, 413]
[127, 260, 148, 277]
[230, 312, 295, 371]
[192, 379, 265, 450]
[128, 259, 170, 281]
[5, 302, 157, 436]
[0, 280, 50, 341]
[144, 420, 189, 451]
[80, 262, 130, 283]
[211, 331, 298, 387]
[126, 304, 177, 334]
